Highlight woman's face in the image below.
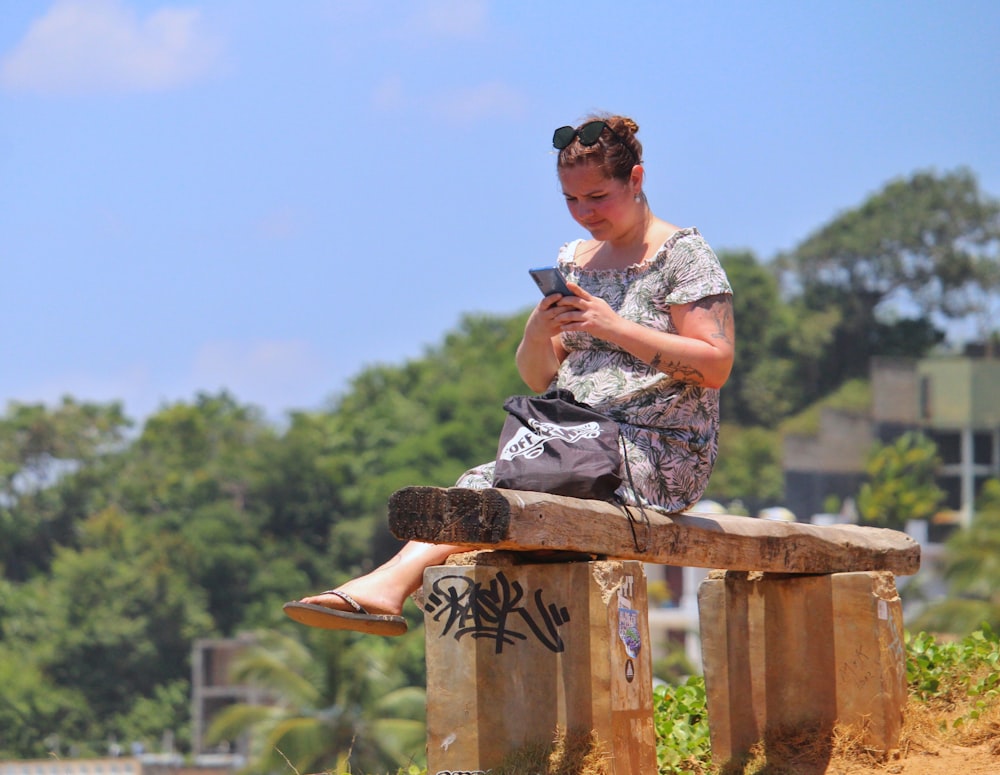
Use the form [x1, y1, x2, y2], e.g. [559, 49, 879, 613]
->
[558, 162, 639, 241]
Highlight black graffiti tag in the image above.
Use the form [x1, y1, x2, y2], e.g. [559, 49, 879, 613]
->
[423, 570, 570, 653]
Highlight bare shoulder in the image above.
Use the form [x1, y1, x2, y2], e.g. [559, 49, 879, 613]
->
[572, 239, 601, 264]
[653, 219, 681, 244]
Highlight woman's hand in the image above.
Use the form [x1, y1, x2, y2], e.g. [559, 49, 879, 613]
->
[555, 284, 735, 390]
[524, 292, 570, 341]
[516, 293, 571, 392]
[550, 282, 624, 339]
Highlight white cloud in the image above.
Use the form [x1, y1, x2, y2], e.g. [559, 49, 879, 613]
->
[371, 73, 405, 112]
[188, 339, 328, 416]
[434, 80, 527, 124]
[0, 0, 223, 95]
[406, 0, 489, 40]
[254, 206, 306, 241]
[370, 74, 527, 122]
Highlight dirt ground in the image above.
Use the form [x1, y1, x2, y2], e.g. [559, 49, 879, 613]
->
[735, 703, 1000, 775]
[825, 739, 1000, 775]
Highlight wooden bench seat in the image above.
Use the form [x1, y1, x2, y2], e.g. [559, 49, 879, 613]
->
[388, 485, 920, 574]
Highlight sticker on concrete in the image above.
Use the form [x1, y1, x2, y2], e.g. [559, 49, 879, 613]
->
[878, 599, 888, 620]
[620, 573, 635, 602]
[625, 658, 635, 683]
[618, 605, 641, 658]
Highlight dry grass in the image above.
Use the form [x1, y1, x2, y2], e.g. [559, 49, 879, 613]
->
[894, 694, 1000, 756]
[714, 693, 1000, 775]
[490, 728, 613, 775]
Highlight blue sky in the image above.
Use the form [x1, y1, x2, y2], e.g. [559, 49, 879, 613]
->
[2, 1, 998, 425]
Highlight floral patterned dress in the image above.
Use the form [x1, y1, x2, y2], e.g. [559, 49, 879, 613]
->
[458, 227, 733, 513]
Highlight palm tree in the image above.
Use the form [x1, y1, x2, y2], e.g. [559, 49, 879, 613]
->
[206, 629, 426, 774]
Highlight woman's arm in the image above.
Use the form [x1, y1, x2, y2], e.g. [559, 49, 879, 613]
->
[553, 284, 735, 389]
[516, 294, 570, 392]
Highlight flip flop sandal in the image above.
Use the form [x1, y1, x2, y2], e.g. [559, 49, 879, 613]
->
[283, 589, 408, 636]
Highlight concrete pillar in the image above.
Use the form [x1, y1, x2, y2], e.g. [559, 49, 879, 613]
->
[422, 554, 656, 775]
[698, 570, 906, 767]
[961, 427, 975, 527]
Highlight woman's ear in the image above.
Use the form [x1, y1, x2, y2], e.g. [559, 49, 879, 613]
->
[629, 164, 645, 196]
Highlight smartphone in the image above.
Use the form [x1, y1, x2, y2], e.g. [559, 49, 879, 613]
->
[529, 266, 575, 297]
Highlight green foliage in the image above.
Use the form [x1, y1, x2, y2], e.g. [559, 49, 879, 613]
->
[717, 251, 796, 427]
[652, 640, 698, 686]
[206, 629, 426, 775]
[0, 313, 526, 757]
[857, 431, 946, 530]
[20, 507, 213, 723]
[0, 397, 132, 580]
[906, 626, 1000, 728]
[912, 479, 1000, 634]
[779, 378, 871, 437]
[786, 169, 1000, 315]
[652, 677, 712, 774]
[705, 424, 784, 514]
[777, 168, 997, 390]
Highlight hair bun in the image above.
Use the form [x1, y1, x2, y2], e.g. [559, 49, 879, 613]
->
[621, 117, 639, 135]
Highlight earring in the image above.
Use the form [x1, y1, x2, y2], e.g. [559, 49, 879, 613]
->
[634, 193, 642, 203]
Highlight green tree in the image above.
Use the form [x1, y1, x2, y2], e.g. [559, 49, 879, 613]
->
[703, 424, 784, 514]
[782, 168, 1000, 322]
[113, 391, 273, 515]
[856, 432, 946, 530]
[206, 630, 426, 774]
[0, 638, 92, 758]
[777, 169, 997, 389]
[20, 506, 213, 728]
[717, 251, 801, 427]
[912, 480, 1000, 635]
[0, 398, 131, 580]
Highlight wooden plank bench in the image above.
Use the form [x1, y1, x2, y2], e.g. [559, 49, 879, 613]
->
[388, 486, 921, 774]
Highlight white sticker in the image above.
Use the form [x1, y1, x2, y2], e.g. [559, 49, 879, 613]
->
[877, 599, 888, 620]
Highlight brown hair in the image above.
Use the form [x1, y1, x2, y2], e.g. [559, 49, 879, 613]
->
[555, 113, 643, 182]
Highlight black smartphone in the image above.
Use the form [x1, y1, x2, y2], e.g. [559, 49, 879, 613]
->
[529, 266, 574, 297]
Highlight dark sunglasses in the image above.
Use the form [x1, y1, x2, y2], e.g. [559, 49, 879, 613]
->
[552, 120, 631, 153]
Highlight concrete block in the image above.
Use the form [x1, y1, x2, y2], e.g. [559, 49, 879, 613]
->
[422, 555, 656, 775]
[698, 570, 906, 766]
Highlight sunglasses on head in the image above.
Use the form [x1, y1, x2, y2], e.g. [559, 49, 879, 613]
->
[552, 120, 629, 151]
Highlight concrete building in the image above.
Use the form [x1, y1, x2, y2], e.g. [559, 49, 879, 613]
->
[783, 355, 1000, 526]
[190, 634, 267, 760]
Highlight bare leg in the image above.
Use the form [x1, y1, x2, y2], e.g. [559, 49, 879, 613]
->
[298, 540, 460, 616]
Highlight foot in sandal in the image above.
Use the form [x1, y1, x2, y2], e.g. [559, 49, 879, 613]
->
[283, 588, 407, 636]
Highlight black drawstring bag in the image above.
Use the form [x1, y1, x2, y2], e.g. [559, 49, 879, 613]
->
[493, 389, 623, 501]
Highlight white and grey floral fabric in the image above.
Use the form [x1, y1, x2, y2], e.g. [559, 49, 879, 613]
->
[458, 227, 732, 514]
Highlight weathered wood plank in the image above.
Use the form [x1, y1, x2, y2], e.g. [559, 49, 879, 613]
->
[387, 486, 921, 575]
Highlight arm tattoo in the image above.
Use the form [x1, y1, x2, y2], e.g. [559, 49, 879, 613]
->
[691, 294, 734, 344]
[659, 359, 705, 383]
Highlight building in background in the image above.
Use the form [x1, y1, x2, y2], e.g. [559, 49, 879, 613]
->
[783, 355, 1000, 527]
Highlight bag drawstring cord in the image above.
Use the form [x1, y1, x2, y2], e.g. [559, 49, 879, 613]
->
[616, 430, 652, 553]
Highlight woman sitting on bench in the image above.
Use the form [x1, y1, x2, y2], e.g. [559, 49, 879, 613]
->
[285, 113, 735, 635]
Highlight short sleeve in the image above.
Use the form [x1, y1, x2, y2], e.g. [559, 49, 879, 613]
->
[659, 233, 733, 307]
